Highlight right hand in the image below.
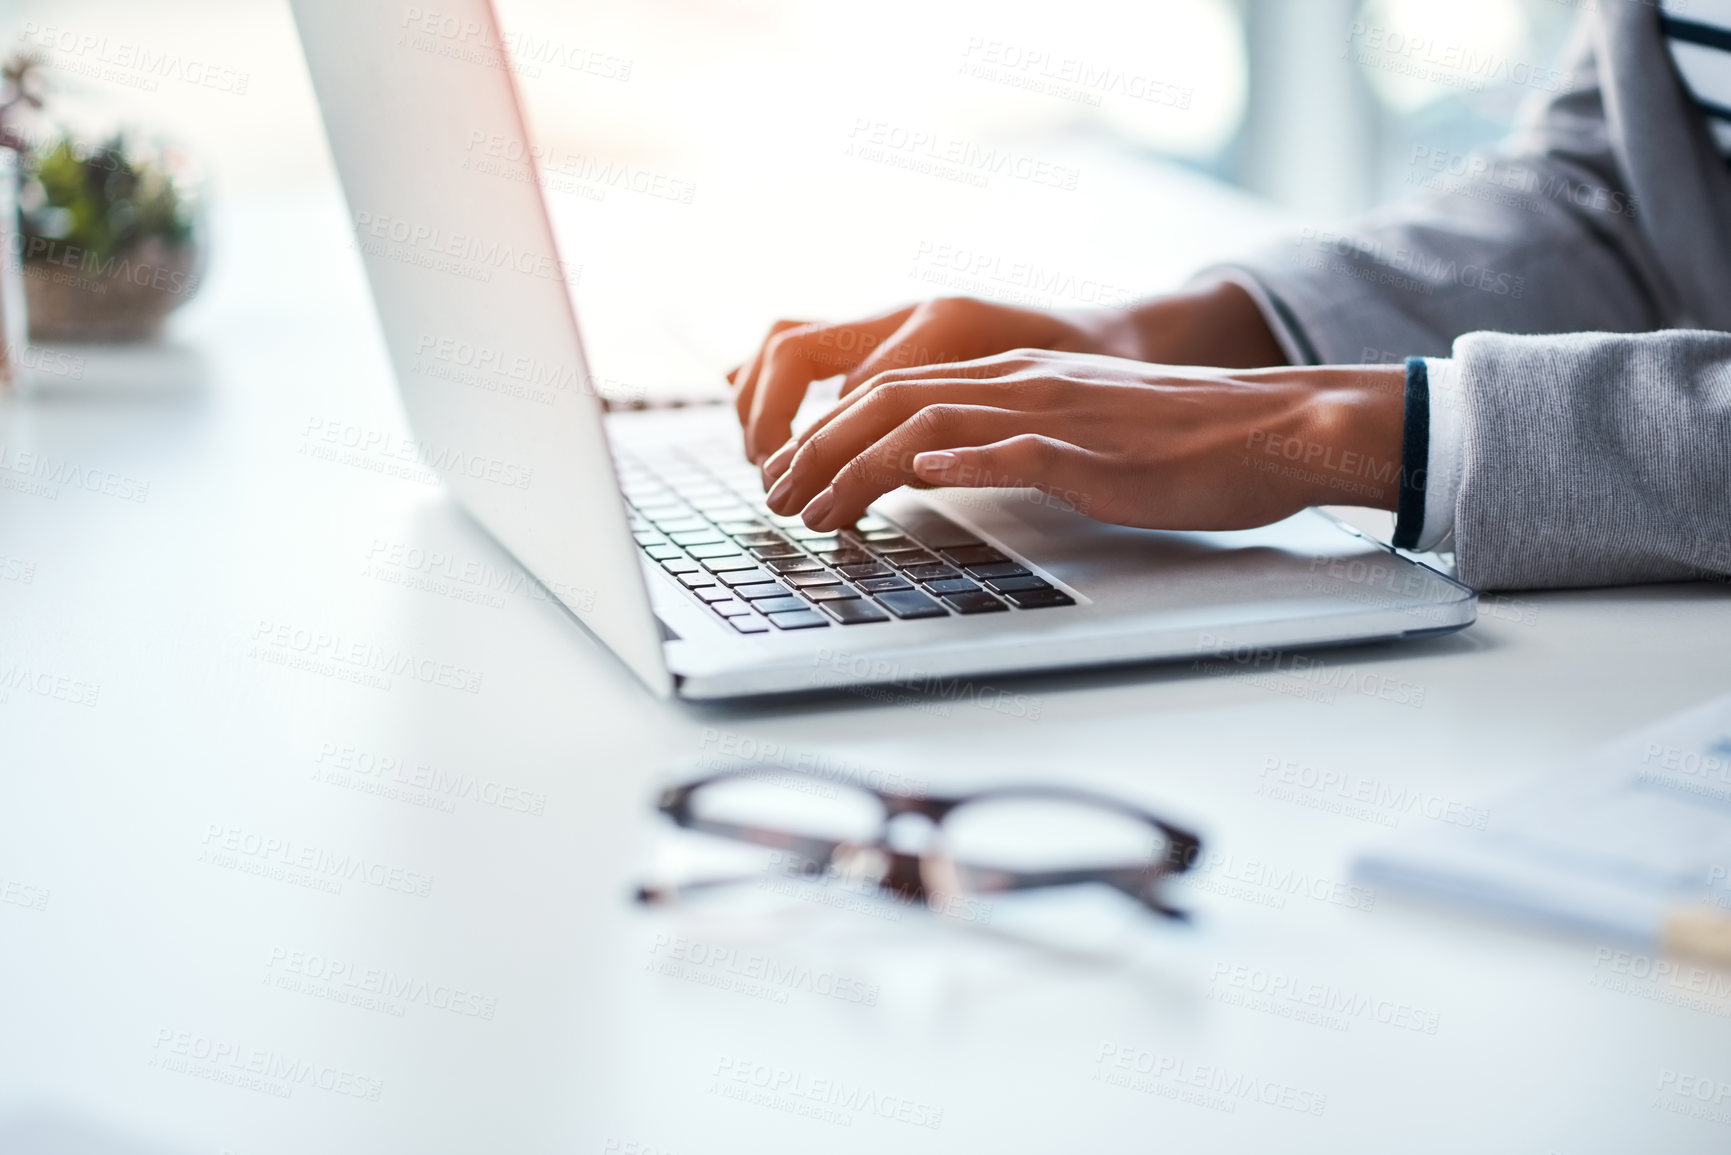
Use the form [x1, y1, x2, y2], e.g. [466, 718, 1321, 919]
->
[730, 280, 1287, 468]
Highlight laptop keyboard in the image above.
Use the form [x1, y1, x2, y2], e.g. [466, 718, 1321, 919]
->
[614, 440, 1075, 633]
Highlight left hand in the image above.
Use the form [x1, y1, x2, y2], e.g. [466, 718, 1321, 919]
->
[758, 348, 1406, 534]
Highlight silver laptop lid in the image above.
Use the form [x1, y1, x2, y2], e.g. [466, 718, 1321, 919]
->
[289, 0, 672, 696]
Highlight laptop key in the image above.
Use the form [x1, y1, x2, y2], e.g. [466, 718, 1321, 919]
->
[767, 609, 829, 630]
[658, 473, 706, 489]
[678, 571, 717, 588]
[708, 599, 753, 617]
[984, 574, 1050, 593]
[943, 590, 1008, 614]
[856, 576, 912, 594]
[924, 577, 981, 596]
[967, 562, 1031, 581]
[669, 530, 726, 546]
[770, 559, 827, 576]
[822, 599, 890, 624]
[751, 544, 802, 560]
[702, 555, 761, 573]
[695, 586, 736, 603]
[716, 520, 769, 536]
[862, 533, 915, 550]
[1004, 588, 1075, 609]
[652, 516, 711, 534]
[733, 532, 785, 548]
[733, 581, 794, 600]
[943, 545, 1009, 567]
[730, 615, 771, 634]
[815, 547, 874, 567]
[783, 570, 843, 589]
[882, 549, 938, 569]
[633, 530, 669, 546]
[718, 568, 775, 587]
[902, 563, 961, 583]
[803, 585, 860, 602]
[874, 590, 949, 619]
[703, 505, 760, 524]
[751, 596, 811, 615]
[644, 543, 685, 561]
[837, 562, 892, 580]
[687, 542, 747, 560]
[661, 559, 701, 575]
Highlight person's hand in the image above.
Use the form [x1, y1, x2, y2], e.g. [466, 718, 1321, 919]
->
[731, 300, 1132, 466]
[730, 279, 1286, 466]
[756, 349, 1406, 534]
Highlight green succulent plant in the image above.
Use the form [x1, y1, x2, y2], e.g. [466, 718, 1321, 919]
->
[1, 54, 197, 269]
[22, 134, 196, 266]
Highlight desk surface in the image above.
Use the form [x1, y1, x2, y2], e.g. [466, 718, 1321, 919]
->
[3, 173, 1731, 1155]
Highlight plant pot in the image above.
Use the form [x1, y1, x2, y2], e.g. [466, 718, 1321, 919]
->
[23, 233, 206, 344]
[0, 150, 25, 386]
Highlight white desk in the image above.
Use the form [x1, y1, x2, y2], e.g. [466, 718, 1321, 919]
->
[3, 173, 1731, 1155]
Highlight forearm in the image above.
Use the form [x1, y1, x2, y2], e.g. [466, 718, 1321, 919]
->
[1114, 279, 1290, 369]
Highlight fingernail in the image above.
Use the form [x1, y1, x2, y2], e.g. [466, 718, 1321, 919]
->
[765, 472, 795, 513]
[762, 441, 797, 484]
[913, 450, 959, 478]
[801, 487, 835, 530]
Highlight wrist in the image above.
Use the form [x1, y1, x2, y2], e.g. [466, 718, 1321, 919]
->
[1221, 365, 1404, 511]
[1060, 303, 1147, 363]
[1124, 279, 1289, 369]
[1294, 366, 1407, 511]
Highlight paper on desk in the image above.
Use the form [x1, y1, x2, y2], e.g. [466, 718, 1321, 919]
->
[1354, 692, 1731, 963]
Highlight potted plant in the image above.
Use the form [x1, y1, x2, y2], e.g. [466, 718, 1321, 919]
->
[2, 53, 207, 344]
[0, 55, 35, 381]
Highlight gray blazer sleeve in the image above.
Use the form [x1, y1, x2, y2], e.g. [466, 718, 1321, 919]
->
[1214, 7, 1731, 590]
[1446, 330, 1731, 590]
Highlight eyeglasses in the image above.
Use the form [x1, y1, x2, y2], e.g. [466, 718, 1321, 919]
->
[635, 767, 1203, 942]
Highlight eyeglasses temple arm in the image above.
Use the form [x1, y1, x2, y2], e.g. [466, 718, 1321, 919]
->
[948, 863, 1191, 920]
[672, 814, 847, 866]
[633, 866, 823, 905]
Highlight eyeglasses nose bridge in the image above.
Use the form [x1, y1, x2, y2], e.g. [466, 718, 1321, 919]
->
[881, 794, 958, 822]
[881, 809, 945, 857]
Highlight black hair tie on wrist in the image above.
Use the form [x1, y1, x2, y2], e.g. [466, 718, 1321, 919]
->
[1392, 356, 1429, 550]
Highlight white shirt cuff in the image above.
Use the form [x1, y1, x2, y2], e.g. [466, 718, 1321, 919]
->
[1413, 356, 1463, 552]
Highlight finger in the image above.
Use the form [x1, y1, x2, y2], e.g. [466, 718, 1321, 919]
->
[764, 373, 1050, 515]
[794, 405, 1040, 532]
[732, 319, 810, 438]
[761, 351, 1040, 485]
[834, 300, 972, 395]
[910, 434, 1099, 510]
[834, 297, 1022, 395]
[743, 307, 914, 463]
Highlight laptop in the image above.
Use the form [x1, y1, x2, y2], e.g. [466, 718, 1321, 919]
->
[287, 0, 1475, 700]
